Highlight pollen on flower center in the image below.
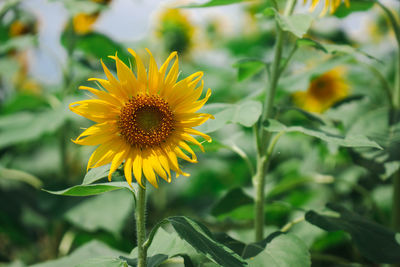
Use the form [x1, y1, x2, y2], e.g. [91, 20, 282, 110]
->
[118, 94, 175, 148]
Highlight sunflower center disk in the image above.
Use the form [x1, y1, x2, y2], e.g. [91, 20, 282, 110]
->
[118, 95, 175, 148]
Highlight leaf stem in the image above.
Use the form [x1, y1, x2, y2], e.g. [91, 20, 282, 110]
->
[281, 216, 305, 232]
[136, 182, 147, 267]
[253, 0, 297, 242]
[143, 219, 168, 251]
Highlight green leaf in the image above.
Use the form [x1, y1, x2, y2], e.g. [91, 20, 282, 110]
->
[167, 216, 247, 267]
[82, 165, 111, 185]
[44, 182, 135, 196]
[61, 32, 129, 61]
[211, 188, 253, 217]
[276, 13, 314, 38]
[75, 257, 128, 267]
[182, 0, 248, 8]
[278, 106, 327, 125]
[233, 59, 266, 81]
[131, 227, 197, 260]
[0, 167, 42, 188]
[0, 35, 37, 54]
[322, 44, 379, 61]
[247, 233, 311, 267]
[121, 254, 169, 267]
[305, 204, 400, 263]
[65, 190, 133, 236]
[0, 105, 68, 149]
[264, 119, 382, 149]
[31, 240, 128, 267]
[198, 101, 262, 133]
[296, 38, 328, 53]
[347, 108, 400, 180]
[334, 0, 374, 18]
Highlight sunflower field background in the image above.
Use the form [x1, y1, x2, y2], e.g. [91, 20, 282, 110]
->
[1, 0, 400, 266]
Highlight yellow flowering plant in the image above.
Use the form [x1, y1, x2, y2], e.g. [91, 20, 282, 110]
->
[2, 0, 400, 266]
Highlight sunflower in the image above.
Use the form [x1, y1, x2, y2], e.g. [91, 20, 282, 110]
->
[293, 67, 349, 113]
[304, 0, 350, 15]
[72, 13, 99, 35]
[70, 49, 213, 188]
[157, 8, 195, 54]
[71, 0, 112, 35]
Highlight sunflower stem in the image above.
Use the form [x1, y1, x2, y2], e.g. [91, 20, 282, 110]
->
[136, 183, 147, 267]
[253, 0, 297, 242]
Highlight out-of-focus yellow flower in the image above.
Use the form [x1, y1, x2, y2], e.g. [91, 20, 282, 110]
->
[293, 67, 349, 113]
[71, 0, 112, 35]
[72, 13, 99, 35]
[157, 8, 195, 54]
[70, 49, 213, 188]
[9, 20, 36, 37]
[304, 0, 350, 15]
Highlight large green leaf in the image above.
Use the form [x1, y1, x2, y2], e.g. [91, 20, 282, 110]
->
[198, 101, 262, 133]
[264, 119, 382, 149]
[296, 38, 328, 53]
[334, 0, 374, 18]
[211, 188, 253, 218]
[121, 254, 169, 267]
[167, 216, 247, 267]
[44, 182, 134, 196]
[31, 240, 128, 267]
[347, 107, 400, 180]
[75, 257, 128, 267]
[82, 165, 111, 185]
[62, 32, 129, 61]
[233, 59, 266, 81]
[305, 204, 400, 263]
[276, 13, 314, 38]
[183, 0, 247, 8]
[130, 227, 197, 265]
[0, 35, 37, 54]
[247, 233, 311, 267]
[65, 190, 132, 236]
[0, 104, 69, 149]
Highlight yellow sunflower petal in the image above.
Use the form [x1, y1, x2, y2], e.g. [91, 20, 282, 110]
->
[79, 86, 123, 107]
[128, 48, 147, 87]
[177, 141, 197, 162]
[100, 60, 127, 99]
[108, 146, 130, 181]
[180, 133, 205, 152]
[109, 54, 141, 96]
[142, 156, 158, 188]
[183, 128, 212, 142]
[159, 51, 178, 81]
[145, 48, 160, 94]
[124, 155, 133, 186]
[149, 152, 169, 182]
[69, 100, 119, 123]
[87, 139, 124, 170]
[132, 150, 144, 187]
[175, 88, 211, 113]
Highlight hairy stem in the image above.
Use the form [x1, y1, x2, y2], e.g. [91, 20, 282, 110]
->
[253, 0, 297, 242]
[136, 184, 147, 267]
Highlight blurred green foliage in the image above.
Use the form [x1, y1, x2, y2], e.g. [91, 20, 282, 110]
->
[1, 0, 400, 266]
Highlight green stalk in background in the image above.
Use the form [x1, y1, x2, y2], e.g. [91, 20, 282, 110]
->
[253, 0, 297, 241]
[136, 183, 147, 267]
[376, 0, 400, 235]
